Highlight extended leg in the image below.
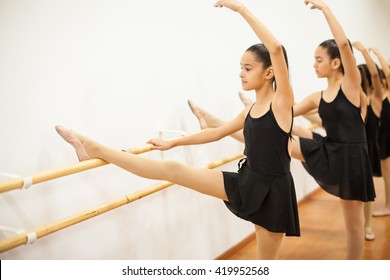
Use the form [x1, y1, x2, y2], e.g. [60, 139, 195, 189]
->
[57, 127, 228, 201]
[187, 100, 244, 142]
[291, 136, 305, 162]
[292, 125, 315, 140]
[239, 91, 254, 107]
[303, 112, 322, 128]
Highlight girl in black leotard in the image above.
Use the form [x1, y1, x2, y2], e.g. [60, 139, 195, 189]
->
[291, 0, 375, 259]
[54, 0, 297, 260]
[370, 47, 390, 217]
[353, 41, 383, 241]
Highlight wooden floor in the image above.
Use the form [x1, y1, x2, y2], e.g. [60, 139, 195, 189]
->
[222, 177, 390, 260]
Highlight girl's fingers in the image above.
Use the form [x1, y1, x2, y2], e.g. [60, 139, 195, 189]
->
[214, 1, 223, 8]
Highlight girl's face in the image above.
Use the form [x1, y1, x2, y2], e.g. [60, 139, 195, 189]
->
[313, 46, 339, 78]
[239, 51, 269, 91]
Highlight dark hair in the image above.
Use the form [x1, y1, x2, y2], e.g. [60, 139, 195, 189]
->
[246, 43, 289, 90]
[379, 68, 386, 80]
[357, 64, 370, 95]
[318, 39, 353, 75]
[380, 68, 389, 89]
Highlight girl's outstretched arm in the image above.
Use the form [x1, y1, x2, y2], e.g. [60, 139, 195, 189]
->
[147, 106, 248, 150]
[305, 0, 361, 97]
[215, 0, 293, 109]
[293, 92, 321, 117]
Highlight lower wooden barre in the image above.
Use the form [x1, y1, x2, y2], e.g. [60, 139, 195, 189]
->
[0, 153, 244, 253]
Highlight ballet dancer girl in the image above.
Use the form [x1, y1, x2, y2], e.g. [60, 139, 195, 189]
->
[292, 0, 375, 259]
[353, 41, 383, 240]
[370, 47, 390, 217]
[55, 0, 299, 260]
[355, 46, 383, 240]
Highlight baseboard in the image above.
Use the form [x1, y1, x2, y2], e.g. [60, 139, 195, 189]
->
[214, 232, 256, 260]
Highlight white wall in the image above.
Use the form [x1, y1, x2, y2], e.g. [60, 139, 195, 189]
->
[0, 0, 389, 259]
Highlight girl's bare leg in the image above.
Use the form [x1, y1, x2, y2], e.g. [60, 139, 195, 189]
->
[187, 100, 208, 130]
[291, 136, 306, 163]
[187, 100, 244, 143]
[373, 158, 390, 216]
[254, 225, 284, 260]
[292, 125, 315, 140]
[62, 129, 228, 201]
[340, 199, 364, 259]
[303, 113, 322, 128]
[363, 202, 375, 240]
[291, 125, 317, 162]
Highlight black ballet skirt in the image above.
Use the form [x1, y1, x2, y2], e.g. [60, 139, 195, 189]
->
[300, 89, 375, 202]
[222, 104, 300, 237]
[379, 98, 390, 160]
[365, 105, 382, 176]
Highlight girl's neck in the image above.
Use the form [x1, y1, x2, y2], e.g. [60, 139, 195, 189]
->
[254, 85, 274, 105]
[326, 72, 343, 89]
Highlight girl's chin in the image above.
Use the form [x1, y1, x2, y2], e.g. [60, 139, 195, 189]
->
[241, 84, 252, 91]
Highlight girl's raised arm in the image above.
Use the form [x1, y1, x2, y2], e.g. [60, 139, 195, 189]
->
[353, 41, 383, 104]
[305, 0, 361, 96]
[215, 0, 293, 108]
[370, 47, 390, 89]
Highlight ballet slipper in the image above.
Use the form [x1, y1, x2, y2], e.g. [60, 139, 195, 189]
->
[187, 100, 208, 129]
[55, 125, 90, 161]
[238, 91, 254, 107]
[372, 208, 390, 217]
[364, 228, 375, 241]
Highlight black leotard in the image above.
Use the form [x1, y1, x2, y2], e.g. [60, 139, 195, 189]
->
[379, 98, 390, 159]
[300, 88, 375, 201]
[365, 105, 381, 176]
[223, 104, 300, 236]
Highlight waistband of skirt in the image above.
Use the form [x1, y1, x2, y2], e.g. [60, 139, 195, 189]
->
[239, 158, 291, 177]
[326, 137, 367, 144]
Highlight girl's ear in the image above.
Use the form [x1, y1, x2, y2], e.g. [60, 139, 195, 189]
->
[331, 58, 341, 71]
[265, 67, 275, 80]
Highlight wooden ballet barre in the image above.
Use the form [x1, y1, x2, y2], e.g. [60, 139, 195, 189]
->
[0, 152, 244, 253]
[0, 143, 155, 194]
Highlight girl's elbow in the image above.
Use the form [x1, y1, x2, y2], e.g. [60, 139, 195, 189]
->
[338, 40, 351, 51]
[371, 72, 379, 80]
[269, 44, 283, 55]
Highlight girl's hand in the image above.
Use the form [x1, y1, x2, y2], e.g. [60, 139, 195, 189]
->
[352, 41, 366, 53]
[369, 47, 380, 56]
[214, 0, 245, 12]
[304, 0, 328, 10]
[147, 138, 173, 151]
